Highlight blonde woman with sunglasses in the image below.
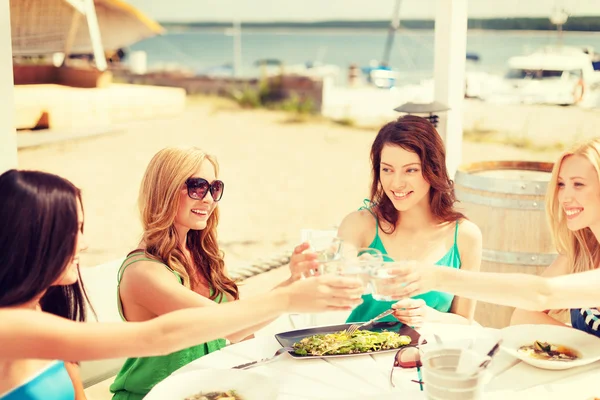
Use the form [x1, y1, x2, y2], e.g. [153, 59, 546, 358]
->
[110, 147, 322, 400]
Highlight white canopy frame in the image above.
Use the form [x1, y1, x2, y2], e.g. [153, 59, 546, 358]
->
[1, 0, 17, 172]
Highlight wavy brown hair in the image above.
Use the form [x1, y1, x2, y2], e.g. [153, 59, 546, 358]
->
[139, 147, 238, 300]
[546, 138, 600, 274]
[370, 115, 465, 233]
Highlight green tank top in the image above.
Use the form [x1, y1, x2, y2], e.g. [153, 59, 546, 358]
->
[110, 252, 227, 400]
[346, 201, 462, 324]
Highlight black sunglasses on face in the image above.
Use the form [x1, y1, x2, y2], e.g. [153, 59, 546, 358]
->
[185, 178, 225, 202]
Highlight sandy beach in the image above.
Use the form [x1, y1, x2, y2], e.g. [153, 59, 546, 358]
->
[17, 97, 567, 272]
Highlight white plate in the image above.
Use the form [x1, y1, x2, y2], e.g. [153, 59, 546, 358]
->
[144, 368, 278, 400]
[501, 324, 600, 370]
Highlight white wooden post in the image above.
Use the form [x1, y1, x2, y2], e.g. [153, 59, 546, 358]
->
[62, 9, 82, 66]
[0, 0, 17, 173]
[82, 0, 107, 71]
[433, 0, 468, 178]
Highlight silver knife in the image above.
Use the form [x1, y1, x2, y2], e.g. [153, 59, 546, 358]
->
[231, 346, 292, 370]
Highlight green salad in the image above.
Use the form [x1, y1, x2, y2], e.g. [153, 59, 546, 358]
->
[293, 330, 411, 356]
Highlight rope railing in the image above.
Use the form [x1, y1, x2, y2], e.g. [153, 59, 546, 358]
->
[228, 250, 293, 282]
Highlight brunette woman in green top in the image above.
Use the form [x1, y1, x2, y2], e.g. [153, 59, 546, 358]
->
[337, 116, 483, 328]
[111, 147, 326, 400]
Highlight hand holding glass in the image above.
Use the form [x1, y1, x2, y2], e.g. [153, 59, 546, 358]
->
[305, 233, 343, 263]
[370, 261, 416, 301]
[320, 247, 383, 294]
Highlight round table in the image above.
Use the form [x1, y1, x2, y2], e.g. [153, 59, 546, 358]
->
[163, 320, 600, 400]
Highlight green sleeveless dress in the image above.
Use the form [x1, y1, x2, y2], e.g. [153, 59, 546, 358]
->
[110, 252, 227, 400]
[346, 203, 462, 323]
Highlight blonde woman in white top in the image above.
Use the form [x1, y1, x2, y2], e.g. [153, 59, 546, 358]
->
[387, 138, 600, 333]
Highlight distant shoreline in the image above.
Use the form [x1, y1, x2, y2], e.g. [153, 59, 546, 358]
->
[161, 26, 600, 37]
[159, 16, 600, 33]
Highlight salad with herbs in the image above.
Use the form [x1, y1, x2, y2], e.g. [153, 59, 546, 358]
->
[293, 330, 411, 356]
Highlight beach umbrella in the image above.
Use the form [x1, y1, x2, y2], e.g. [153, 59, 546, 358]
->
[10, 0, 164, 56]
[393, 101, 450, 114]
[394, 101, 450, 127]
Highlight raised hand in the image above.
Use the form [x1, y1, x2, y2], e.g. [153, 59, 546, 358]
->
[384, 262, 438, 300]
[288, 242, 319, 280]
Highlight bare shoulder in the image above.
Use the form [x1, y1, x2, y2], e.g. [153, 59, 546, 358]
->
[0, 309, 57, 335]
[456, 219, 482, 248]
[120, 257, 180, 289]
[541, 254, 571, 277]
[337, 209, 377, 247]
[0, 309, 30, 327]
[0, 310, 51, 347]
[455, 219, 482, 272]
[339, 209, 376, 230]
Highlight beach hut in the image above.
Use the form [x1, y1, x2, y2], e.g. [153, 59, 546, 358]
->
[10, 0, 163, 69]
[0, 0, 164, 163]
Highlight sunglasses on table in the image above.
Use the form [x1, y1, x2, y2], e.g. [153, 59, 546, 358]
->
[390, 344, 424, 391]
[390, 334, 442, 391]
[185, 178, 225, 202]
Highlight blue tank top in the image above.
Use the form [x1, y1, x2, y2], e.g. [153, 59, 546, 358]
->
[346, 201, 462, 323]
[570, 308, 600, 337]
[0, 361, 74, 400]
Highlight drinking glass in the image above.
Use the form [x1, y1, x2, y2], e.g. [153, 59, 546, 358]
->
[421, 348, 488, 400]
[305, 231, 343, 263]
[370, 260, 415, 301]
[320, 247, 383, 294]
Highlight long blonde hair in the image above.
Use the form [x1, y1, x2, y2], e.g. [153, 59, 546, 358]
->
[139, 146, 239, 300]
[546, 138, 600, 274]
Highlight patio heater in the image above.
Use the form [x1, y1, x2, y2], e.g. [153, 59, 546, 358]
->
[393, 101, 449, 128]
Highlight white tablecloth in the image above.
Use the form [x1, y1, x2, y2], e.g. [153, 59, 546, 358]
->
[167, 319, 600, 399]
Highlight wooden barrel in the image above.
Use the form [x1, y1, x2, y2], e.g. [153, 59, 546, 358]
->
[454, 161, 557, 328]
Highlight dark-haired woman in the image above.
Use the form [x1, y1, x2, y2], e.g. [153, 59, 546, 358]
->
[337, 115, 483, 328]
[0, 170, 363, 400]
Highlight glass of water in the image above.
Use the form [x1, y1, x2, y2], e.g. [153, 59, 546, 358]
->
[305, 232, 343, 263]
[370, 260, 415, 301]
[320, 247, 383, 293]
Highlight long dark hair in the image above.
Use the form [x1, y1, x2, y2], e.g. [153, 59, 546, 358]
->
[0, 169, 92, 322]
[370, 115, 465, 233]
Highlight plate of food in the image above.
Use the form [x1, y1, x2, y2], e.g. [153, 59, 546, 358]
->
[275, 321, 418, 359]
[501, 324, 600, 370]
[143, 368, 278, 400]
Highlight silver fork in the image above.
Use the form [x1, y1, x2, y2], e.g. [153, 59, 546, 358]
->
[345, 308, 395, 335]
[231, 346, 292, 370]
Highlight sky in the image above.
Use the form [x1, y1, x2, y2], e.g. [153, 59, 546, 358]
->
[125, 0, 600, 22]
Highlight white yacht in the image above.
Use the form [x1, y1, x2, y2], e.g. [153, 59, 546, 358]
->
[481, 45, 600, 106]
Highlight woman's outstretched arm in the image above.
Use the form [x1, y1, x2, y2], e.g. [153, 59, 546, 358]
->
[0, 275, 363, 362]
[394, 256, 600, 311]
